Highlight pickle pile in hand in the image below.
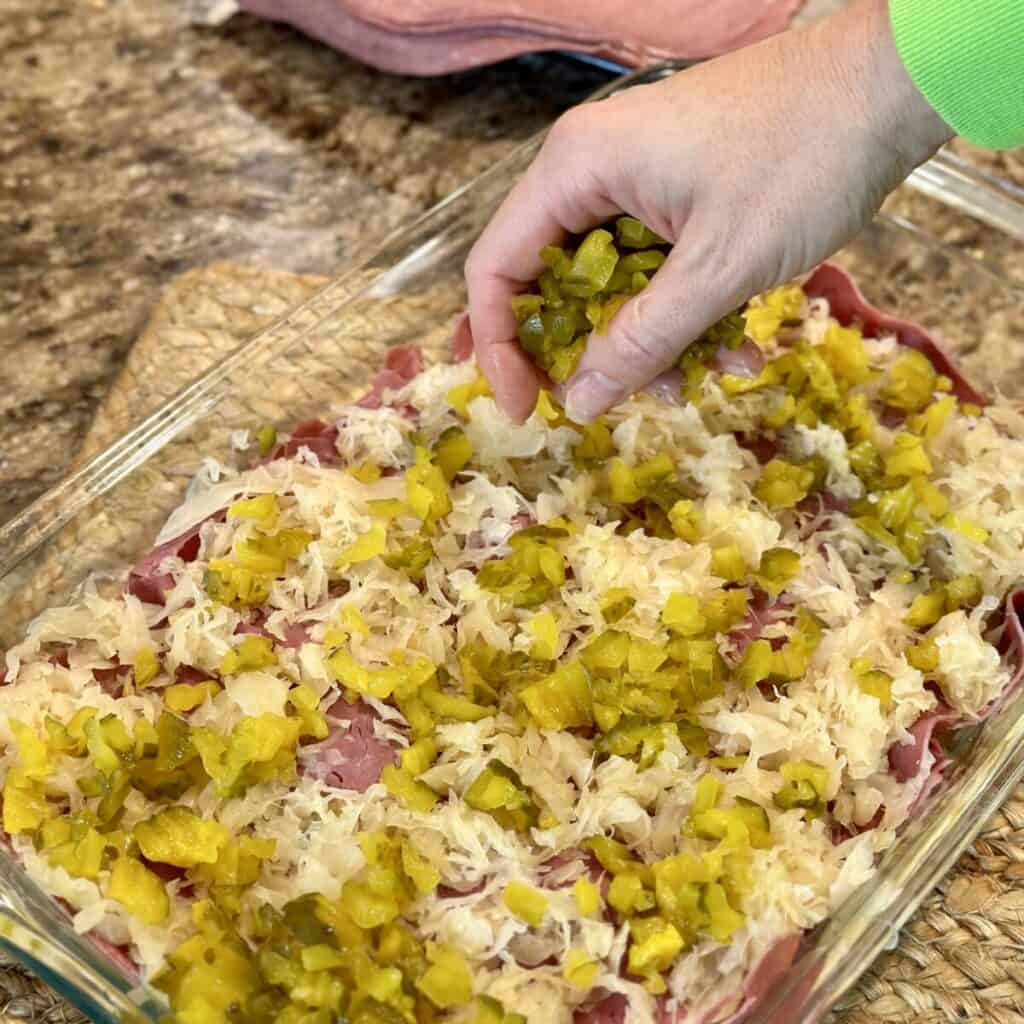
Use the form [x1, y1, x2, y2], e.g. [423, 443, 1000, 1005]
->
[510, 217, 747, 385]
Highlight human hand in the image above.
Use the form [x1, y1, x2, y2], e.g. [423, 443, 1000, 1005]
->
[464, 0, 953, 423]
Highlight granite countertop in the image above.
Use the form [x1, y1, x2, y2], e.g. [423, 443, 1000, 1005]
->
[1, 0, 1022, 526]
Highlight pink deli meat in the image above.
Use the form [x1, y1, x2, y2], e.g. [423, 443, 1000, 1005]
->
[356, 344, 425, 409]
[302, 696, 398, 792]
[268, 418, 341, 464]
[236, 0, 805, 76]
[127, 522, 204, 605]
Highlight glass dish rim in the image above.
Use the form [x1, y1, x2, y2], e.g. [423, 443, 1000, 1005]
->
[1, 58, 1024, 1024]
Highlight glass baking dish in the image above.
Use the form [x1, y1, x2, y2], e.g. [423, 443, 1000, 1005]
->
[1, 61, 1023, 1024]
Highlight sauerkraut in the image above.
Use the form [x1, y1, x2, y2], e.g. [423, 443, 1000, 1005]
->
[1, 264, 1022, 1024]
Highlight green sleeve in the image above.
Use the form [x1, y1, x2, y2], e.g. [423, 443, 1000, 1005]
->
[890, 0, 1024, 150]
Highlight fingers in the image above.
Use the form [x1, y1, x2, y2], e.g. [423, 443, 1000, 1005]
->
[563, 247, 737, 423]
[465, 107, 621, 422]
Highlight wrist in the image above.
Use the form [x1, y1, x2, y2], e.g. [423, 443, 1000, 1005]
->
[824, 0, 953, 179]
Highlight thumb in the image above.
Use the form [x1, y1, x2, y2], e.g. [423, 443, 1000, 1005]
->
[562, 249, 738, 423]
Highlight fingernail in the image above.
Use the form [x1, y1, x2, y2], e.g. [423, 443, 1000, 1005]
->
[565, 371, 625, 424]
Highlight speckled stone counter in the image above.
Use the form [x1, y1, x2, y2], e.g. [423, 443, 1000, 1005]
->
[1, 0, 1021, 526]
[0, 0, 610, 523]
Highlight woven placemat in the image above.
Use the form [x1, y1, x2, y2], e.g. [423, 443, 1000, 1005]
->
[2, 264, 1023, 1024]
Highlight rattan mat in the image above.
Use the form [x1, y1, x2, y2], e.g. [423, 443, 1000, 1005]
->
[2, 263, 1023, 1024]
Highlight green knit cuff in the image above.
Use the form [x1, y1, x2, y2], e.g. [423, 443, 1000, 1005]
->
[890, 0, 1024, 150]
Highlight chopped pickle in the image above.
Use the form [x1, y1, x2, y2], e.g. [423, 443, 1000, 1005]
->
[473, 997, 527, 1024]
[512, 219, 746, 387]
[755, 459, 815, 509]
[608, 873, 655, 914]
[502, 881, 548, 927]
[774, 760, 829, 814]
[737, 639, 773, 687]
[607, 458, 641, 504]
[135, 807, 229, 867]
[421, 688, 492, 723]
[164, 680, 220, 713]
[288, 685, 329, 741]
[628, 636, 667, 674]
[906, 638, 939, 672]
[884, 432, 933, 478]
[526, 610, 559, 660]
[821, 324, 871, 384]
[905, 588, 946, 628]
[573, 878, 601, 917]
[851, 660, 894, 711]
[616, 216, 666, 248]
[433, 427, 473, 482]
[406, 446, 452, 526]
[416, 945, 473, 1009]
[703, 590, 749, 635]
[581, 630, 630, 672]
[744, 285, 804, 343]
[704, 882, 746, 942]
[563, 948, 600, 990]
[585, 836, 653, 885]
[943, 514, 989, 544]
[599, 587, 636, 623]
[48, 827, 110, 884]
[205, 559, 271, 608]
[382, 765, 438, 813]
[754, 547, 801, 597]
[662, 593, 706, 636]
[945, 574, 983, 610]
[196, 835, 275, 887]
[401, 840, 440, 894]
[519, 660, 593, 729]
[910, 395, 956, 441]
[464, 761, 536, 833]
[627, 917, 684, 976]
[447, 373, 492, 418]
[575, 420, 614, 462]
[566, 229, 619, 296]
[763, 393, 797, 430]
[220, 635, 277, 675]
[382, 535, 434, 581]
[912, 476, 949, 519]
[711, 544, 747, 583]
[349, 461, 382, 484]
[256, 424, 278, 456]
[848, 440, 883, 485]
[477, 528, 566, 608]
[229, 494, 280, 527]
[696, 771, 725, 811]
[193, 713, 300, 796]
[2, 769, 52, 834]
[107, 856, 169, 925]
[882, 350, 936, 412]
[133, 646, 160, 688]
[84, 716, 126, 777]
[668, 499, 701, 543]
[338, 522, 388, 565]
[400, 738, 437, 777]
[8, 719, 50, 780]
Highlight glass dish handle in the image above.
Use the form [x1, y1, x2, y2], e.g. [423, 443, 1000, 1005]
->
[909, 147, 1024, 243]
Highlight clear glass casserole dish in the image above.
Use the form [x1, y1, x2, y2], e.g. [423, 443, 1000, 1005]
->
[0, 61, 1023, 1024]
